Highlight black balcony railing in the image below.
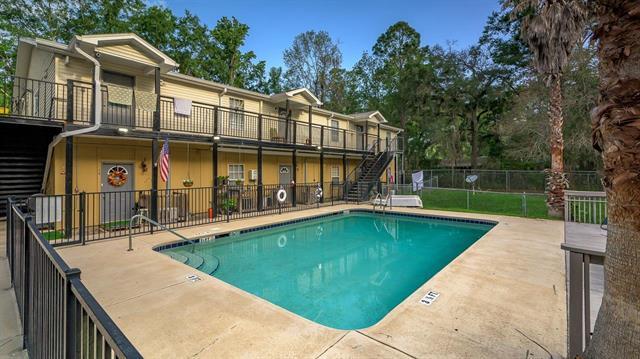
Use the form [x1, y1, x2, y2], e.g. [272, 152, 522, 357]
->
[1, 76, 403, 152]
[6, 198, 142, 358]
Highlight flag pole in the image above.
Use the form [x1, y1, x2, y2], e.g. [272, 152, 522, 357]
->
[166, 139, 171, 216]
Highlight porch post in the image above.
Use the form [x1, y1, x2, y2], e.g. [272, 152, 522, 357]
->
[364, 120, 369, 150]
[257, 146, 263, 211]
[285, 99, 290, 142]
[377, 123, 381, 152]
[292, 150, 297, 207]
[212, 143, 219, 217]
[342, 154, 347, 182]
[308, 105, 312, 145]
[319, 151, 324, 203]
[64, 136, 73, 238]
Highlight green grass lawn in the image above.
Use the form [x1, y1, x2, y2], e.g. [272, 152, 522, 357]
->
[41, 229, 66, 241]
[419, 188, 555, 220]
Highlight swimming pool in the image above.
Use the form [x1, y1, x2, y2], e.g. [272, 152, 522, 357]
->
[159, 211, 494, 330]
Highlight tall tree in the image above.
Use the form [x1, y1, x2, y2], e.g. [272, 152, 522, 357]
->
[283, 30, 342, 104]
[371, 21, 424, 129]
[509, 0, 588, 216]
[585, 0, 640, 357]
[263, 66, 284, 94]
[208, 16, 260, 87]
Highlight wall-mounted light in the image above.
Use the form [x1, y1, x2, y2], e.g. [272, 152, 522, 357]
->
[117, 128, 129, 135]
[213, 135, 221, 141]
[316, 146, 322, 151]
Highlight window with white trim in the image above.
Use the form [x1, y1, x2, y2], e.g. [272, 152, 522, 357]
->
[228, 164, 244, 181]
[330, 119, 339, 142]
[229, 98, 244, 131]
[331, 165, 340, 184]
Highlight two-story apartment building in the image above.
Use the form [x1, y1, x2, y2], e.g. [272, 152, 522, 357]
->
[0, 33, 403, 226]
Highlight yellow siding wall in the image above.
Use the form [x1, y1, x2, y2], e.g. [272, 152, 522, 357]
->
[161, 78, 219, 105]
[49, 139, 370, 195]
[27, 48, 55, 81]
[97, 44, 157, 66]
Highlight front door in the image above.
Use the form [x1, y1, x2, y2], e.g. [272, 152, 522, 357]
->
[279, 165, 292, 185]
[101, 163, 135, 227]
[103, 71, 135, 127]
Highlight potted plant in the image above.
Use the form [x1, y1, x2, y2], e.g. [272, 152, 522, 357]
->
[220, 198, 236, 214]
[216, 176, 228, 186]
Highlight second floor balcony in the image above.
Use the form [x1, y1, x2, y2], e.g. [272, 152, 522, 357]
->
[1, 76, 403, 153]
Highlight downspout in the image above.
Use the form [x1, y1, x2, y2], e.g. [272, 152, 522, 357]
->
[41, 39, 102, 192]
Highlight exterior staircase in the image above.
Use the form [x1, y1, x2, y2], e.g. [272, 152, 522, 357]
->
[345, 143, 395, 202]
[0, 123, 59, 217]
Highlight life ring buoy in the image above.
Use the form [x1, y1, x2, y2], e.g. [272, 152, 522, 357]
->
[315, 186, 323, 199]
[276, 188, 287, 203]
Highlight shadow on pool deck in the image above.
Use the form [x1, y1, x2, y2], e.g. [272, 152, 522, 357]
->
[55, 205, 567, 358]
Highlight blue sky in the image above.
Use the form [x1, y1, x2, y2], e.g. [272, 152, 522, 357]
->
[165, 0, 500, 70]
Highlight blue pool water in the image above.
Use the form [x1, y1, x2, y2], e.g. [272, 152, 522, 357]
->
[160, 212, 493, 329]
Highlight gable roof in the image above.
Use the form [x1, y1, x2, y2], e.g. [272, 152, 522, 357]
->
[73, 33, 178, 71]
[270, 88, 322, 106]
[350, 110, 388, 124]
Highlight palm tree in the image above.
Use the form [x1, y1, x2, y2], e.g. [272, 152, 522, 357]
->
[509, 0, 588, 217]
[585, 1, 640, 357]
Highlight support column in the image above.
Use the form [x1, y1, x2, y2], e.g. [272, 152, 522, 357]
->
[364, 120, 369, 150]
[377, 124, 381, 152]
[64, 136, 73, 238]
[212, 143, 219, 217]
[292, 150, 297, 207]
[285, 99, 290, 142]
[342, 154, 347, 183]
[308, 105, 312, 145]
[257, 146, 263, 211]
[319, 151, 324, 203]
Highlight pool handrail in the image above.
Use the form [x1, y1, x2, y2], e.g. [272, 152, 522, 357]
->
[128, 213, 197, 252]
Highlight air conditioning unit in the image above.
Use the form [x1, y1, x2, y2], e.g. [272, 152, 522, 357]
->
[249, 169, 258, 181]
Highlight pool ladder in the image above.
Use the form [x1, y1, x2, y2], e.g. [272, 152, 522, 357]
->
[128, 213, 198, 252]
[372, 193, 391, 214]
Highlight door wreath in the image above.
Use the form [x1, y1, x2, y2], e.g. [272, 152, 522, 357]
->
[107, 166, 128, 187]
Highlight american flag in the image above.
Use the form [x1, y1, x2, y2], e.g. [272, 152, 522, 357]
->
[159, 138, 170, 183]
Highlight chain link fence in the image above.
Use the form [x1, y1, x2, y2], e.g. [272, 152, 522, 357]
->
[384, 184, 550, 219]
[405, 169, 602, 193]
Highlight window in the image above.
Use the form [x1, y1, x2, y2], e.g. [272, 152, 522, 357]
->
[331, 165, 340, 184]
[229, 98, 244, 131]
[330, 119, 340, 142]
[228, 164, 244, 181]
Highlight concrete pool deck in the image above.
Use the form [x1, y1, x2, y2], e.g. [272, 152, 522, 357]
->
[56, 205, 566, 358]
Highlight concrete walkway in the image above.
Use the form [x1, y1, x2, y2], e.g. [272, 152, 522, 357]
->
[0, 221, 28, 358]
[56, 205, 567, 358]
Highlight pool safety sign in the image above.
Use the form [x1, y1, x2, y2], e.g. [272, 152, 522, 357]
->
[186, 274, 202, 282]
[420, 291, 440, 306]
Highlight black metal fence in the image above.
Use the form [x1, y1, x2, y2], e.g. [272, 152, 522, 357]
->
[5, 198, 142, 358]
[408, 169, 602, 193]
[24, 182, 345, 246]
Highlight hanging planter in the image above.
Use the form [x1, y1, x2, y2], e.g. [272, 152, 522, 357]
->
[183, 143, 194, 187]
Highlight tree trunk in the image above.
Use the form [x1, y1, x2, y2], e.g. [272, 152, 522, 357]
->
[584, 1, 640, 357]
[470, 113, 479, 169]
[546, 73, 565, 217]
